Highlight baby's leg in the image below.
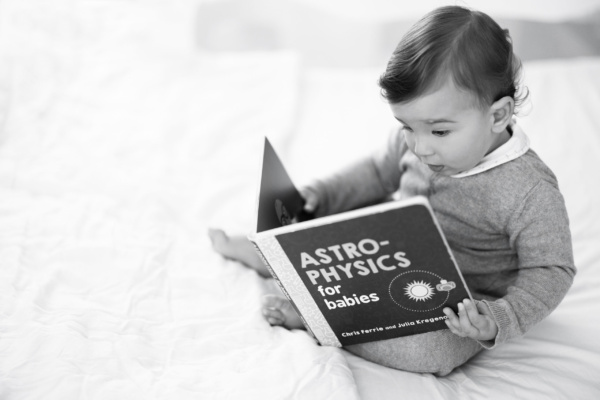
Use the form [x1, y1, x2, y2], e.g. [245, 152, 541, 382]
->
[345, 329, 482, 376]
[208, 228, 271, 277]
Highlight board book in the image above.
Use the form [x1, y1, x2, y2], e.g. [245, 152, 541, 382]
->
[248, 138, 473, 347]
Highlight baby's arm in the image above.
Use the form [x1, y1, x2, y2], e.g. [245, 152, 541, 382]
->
[470, 181, 575, 348]
[304, 128, 406, 216]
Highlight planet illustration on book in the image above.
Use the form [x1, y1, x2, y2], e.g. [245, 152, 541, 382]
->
[388, 270, 455, 312]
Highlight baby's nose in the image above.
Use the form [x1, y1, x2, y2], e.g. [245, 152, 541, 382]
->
[412, 136, 434, 157]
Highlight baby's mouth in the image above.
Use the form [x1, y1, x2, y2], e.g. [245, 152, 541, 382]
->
[427, 164, 444, 172]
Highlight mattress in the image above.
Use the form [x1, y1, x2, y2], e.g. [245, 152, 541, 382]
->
[0, 1, 599, 399]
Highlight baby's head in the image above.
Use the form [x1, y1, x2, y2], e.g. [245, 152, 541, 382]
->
[379, 5, 526, 111]
[379, 6, 528, 176]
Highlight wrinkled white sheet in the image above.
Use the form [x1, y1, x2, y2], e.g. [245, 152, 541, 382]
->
[0, 1, 599, 399]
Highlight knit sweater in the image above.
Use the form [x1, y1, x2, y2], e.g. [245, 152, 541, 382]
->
[309, 126, 576, 348]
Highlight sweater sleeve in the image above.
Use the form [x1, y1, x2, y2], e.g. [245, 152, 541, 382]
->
[479, 180, 576, 349]
[307, 128, 406, 216]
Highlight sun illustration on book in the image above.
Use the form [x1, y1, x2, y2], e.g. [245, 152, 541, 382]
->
[404, 280, 435, 302]
[389, 270, 452, 312]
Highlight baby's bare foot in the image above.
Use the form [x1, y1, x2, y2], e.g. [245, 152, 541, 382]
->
[262, 294, 305, 330]
[208, 228, 271, 277]
[208, 228, 234, 255]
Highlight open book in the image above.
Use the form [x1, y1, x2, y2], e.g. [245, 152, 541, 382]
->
[248, 138, 472, 347]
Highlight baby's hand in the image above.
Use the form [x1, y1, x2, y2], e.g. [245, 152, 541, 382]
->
[443, 299, 498, 341]
[299, 186, 319, 214]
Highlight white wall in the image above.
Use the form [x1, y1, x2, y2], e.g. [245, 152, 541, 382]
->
[294, 0, 600, 22]
[197, 0, 600, 67]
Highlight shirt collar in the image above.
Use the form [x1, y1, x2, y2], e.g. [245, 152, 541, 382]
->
[450, 123, 530, 178]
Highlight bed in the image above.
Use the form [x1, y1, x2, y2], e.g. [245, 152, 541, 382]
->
[0, 1, 599, 399]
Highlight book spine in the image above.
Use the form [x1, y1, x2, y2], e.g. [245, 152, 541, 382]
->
[249, 241, 320, 344]
[249, 235, 341, 347]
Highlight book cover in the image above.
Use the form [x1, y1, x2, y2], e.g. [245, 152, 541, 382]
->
[249, 138, 472, 347]
[255, 138, 307, 233]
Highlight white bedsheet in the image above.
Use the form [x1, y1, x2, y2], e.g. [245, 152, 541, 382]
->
[0, 2, 599, 399]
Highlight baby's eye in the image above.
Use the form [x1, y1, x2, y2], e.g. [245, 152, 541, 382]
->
[400, 125, 413, 132]
[432, 130, 450, 137]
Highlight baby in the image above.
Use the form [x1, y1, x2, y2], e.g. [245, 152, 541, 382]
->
[209, 5, 575, 376]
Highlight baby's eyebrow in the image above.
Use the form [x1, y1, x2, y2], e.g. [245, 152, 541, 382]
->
[394, 117, 457, 125]
[425, 118, 457, 124]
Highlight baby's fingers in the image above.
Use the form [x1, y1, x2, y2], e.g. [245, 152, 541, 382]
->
[443, 307, 463, 335]
[462, 299, 481, 323]
[445, 300, 498, 341]
[457, 301, 479, 335]
[299, 187, 319, 213]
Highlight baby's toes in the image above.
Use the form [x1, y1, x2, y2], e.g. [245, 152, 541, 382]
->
[261, 295, 288, 326]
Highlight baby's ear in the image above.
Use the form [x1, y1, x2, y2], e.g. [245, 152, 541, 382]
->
[490, 96, 514, 133]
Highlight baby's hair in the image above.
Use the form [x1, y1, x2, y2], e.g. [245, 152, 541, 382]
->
[379, 6, 528, 113]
